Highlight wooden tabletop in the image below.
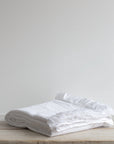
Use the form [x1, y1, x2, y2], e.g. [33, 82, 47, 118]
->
[0, 115, 114, 144]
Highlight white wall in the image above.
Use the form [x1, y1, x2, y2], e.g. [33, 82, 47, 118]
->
[0, 0, 114, 113]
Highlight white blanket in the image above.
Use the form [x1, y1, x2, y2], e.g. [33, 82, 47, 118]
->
[5, 93, 114, 136]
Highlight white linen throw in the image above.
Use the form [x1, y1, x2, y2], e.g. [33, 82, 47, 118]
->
[5, 93, 114, 136]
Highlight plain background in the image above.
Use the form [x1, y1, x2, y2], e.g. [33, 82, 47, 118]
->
[0, 0, 114, 113]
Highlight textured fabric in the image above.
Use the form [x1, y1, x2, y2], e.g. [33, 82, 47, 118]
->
[5, 93, 114, 136]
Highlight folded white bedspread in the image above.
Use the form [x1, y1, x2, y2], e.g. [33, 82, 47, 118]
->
[5, 93, 114, 136]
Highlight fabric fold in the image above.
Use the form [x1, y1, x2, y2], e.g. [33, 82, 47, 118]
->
[5, 93, 114, 136]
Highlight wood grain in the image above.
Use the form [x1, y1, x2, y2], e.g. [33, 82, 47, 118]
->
[0, 116, 114, 144]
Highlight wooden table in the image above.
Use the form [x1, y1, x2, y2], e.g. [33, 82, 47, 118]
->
[0, 115, 114, 144]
